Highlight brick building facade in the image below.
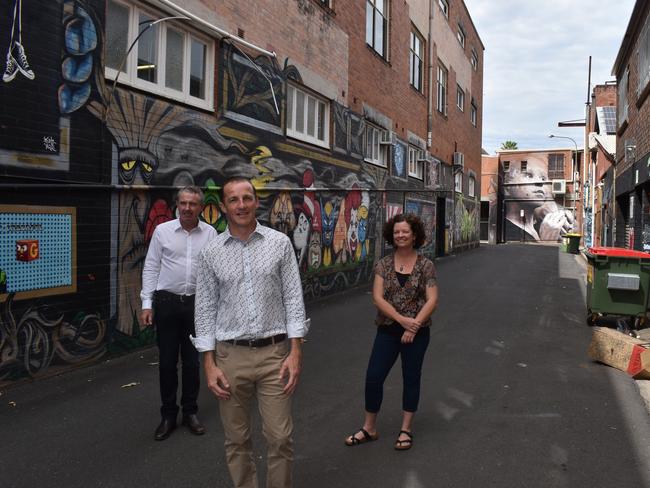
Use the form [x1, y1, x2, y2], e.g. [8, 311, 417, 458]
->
[612, 0, 650, 250]
[0, 0, 483, 384]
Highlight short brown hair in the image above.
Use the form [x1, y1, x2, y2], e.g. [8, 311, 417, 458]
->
[383, 213, 426, 249]
[220, 176, 257, 201]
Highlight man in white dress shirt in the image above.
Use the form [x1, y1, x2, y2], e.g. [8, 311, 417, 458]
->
[140, 186, 217, 441]
[193, 177, 308, 488]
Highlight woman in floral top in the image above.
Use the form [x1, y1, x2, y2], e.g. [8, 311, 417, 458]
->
[345, 213, 438, 451]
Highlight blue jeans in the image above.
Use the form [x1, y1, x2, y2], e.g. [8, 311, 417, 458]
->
[365, 326, 430, 413]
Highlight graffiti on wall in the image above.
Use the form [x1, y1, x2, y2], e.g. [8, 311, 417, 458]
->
[405, 199, 436, 256]
[454, 194, 479, 246]
[0, 0, 473, 383]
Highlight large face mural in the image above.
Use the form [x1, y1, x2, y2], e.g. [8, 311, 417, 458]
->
[503, 156, 575, 242]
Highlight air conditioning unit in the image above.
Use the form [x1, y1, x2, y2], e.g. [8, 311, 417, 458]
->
[453, 152, 464, 168]
[379, 130, 394, 145]
[552, 179, 566, 194]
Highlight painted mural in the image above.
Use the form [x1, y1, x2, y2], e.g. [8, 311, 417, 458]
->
[0, 0, 476, 384]
[503, 157, 576, 242]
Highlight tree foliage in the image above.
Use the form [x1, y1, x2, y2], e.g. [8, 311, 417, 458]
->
[500, 140, 518, 150]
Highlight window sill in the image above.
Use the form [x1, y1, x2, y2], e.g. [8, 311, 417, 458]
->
[366, 44, 391, 66]
[104, 71, 213, 112]
[364, 158, 388, 168]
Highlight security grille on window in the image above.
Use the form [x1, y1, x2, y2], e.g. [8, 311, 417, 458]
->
[364, 124, 388, 167]
[366, 0, 388, 58]
[105, 0, 212, 108]
[456, 85, 464, 111]
[408, 146, 424, 179]
[470, 98, 477, 126]
[503, 161, 510, 172]
[410, 31, 424, 92]
[286, 84, 330, 148]
[438, 0, 449, 17]
[468, 175, 475, 197]
[471, 48, 479, 71]
[437, 63, 447, 115]
[520, 161, 527, 173]
[548, 154, 565, 180]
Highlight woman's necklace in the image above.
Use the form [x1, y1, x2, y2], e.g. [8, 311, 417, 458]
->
[396, 253, 415, 273]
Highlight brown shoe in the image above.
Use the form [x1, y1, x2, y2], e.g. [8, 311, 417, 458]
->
[182, 414, 206, 435]
[394, 430, 413, 451]
[344, 428, 378, 446]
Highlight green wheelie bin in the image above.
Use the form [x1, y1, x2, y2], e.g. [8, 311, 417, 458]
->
[585, 247, 650, 328]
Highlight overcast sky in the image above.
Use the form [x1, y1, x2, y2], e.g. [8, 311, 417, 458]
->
[463, 0, 635, 155]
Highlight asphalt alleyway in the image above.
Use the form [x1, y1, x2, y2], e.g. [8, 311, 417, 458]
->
[2, 243, 650, 488]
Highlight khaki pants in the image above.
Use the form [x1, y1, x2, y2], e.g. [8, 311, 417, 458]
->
[215, 340, 293, 488]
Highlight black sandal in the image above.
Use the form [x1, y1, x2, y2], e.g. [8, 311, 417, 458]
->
[394, 430, 413, 450]
[344, 428, 378, 446]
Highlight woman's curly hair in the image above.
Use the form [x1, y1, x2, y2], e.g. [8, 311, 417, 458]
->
[383, 213, 426, 249]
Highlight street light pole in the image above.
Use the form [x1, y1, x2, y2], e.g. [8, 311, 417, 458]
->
[549, 134, 579, 229]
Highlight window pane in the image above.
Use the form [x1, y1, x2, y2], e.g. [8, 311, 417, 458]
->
[374, 11, 384, 55]
[286, 85, 294, 130]
[376, 0, 384, 12]
[296, 90, 305, 132]
[137, 13, 158, 83]
[317, 101, 325, 140]
[106, 1, 129, 72]
[366, 2, 373, 46]
[165, 28, 184, 91]
[190, 39, 206, 99]
[307, 97, 316, 136]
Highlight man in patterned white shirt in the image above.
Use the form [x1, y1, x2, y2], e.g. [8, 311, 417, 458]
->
[193, 177, 309, 488]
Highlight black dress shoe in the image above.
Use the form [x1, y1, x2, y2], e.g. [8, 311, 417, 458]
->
[154, 418, 176, 441]
[182, 414, 206, 435]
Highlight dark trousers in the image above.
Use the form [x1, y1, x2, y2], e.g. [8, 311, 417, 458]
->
[365, 326, 430, 413]
[153, 291, 200, 420]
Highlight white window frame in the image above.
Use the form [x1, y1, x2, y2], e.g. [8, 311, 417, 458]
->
[437, 63, 448, 115]
[286, 83, 330, 149]
[454, 171, 463, 193]
[366, 0, 389, 59]
[470, 98, 477, 126]
[364, 124, 388, 167]
[468, 174, 475, 197]
[456, 85, 464, 111]
[457, 24, 466, 48]
[104, 0, 214, 110]
[471, 48, 479, 71]
[438, 0, 449, 18]
[410, 30, 424, 92]
[408, 146, 424, 179]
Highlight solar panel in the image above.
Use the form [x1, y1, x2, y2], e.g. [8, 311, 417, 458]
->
[596, 106, 617, 134]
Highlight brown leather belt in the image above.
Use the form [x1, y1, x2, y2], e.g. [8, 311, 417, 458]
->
[222, 334, 287, 348]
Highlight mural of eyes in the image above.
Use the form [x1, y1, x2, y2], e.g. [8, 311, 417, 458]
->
[118, 148, 159, 184]
[202, 203, 221, 225]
